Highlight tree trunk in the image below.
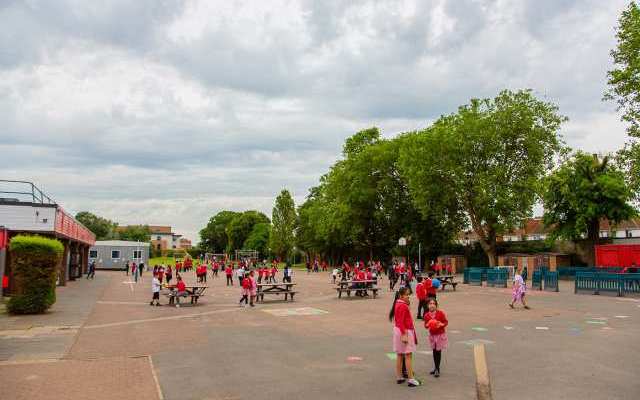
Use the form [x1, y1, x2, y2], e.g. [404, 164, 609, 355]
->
[585, 219, 600, 267]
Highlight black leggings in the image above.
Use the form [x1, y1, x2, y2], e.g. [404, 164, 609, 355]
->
[226, 276, 233, 285]
[433, 350, 442, 371]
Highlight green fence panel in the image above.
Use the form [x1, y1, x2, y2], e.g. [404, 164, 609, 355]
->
[469, 269, 483, 286]
[531, 270, 542, 290]
[543, 271, 559, 292]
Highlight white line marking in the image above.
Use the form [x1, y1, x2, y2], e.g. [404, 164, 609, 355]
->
[535, 327, 549, 330]
[83, 308, 239, 330]
[147, 355, 164, 400]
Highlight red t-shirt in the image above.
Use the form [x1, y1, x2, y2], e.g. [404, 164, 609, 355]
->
[425, 279, 436, 296]
[394, 299, 415, 334]
[242, 277, 252, 289]
[416, 282, 427, 300]
[424, 309, 448, 335]
[225, 267, 233, 276]
[271, 267, 277, 275]
[176, 281, 186, 292]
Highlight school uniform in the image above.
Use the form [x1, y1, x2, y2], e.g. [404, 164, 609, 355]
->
[392, 299, 417, 354]
[416, 282, 427, 319]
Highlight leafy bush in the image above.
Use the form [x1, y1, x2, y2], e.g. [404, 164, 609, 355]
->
[7, 235, 63, 315]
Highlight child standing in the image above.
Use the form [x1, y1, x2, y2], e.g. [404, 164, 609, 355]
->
[424, 298, 448, 377]
[389, 287, 420, 387]
[270, 264, 278, 283]
[415, 277, 427, 319]
[150, 273, 161, 306]
[165, 266, 173, 285]
[239, 273, 251, 306]
[509, 269, 530, 309]
[249, 270, 257, 307]
[225, 264, 234, 286]
[332, 267, 339, 284]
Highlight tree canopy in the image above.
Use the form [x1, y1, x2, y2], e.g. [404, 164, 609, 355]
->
[225, 211, 270, 253]
[199, 211, 240, 253]
[75, 211, 118, 240]
[543, 152, 637, 264]
[398, 89, 566, 265]
[269, 189, 296, 260]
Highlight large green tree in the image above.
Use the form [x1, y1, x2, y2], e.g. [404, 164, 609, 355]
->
[226, 211, 270, 253]
[296, 128, 455, 264]
[542, 152, 637, 265]
[606, 1, 640, 137]
[199, 211, 240, 253]
[399, 89, 566, 266]
[243, 223, 271, 258]
[607, 2, 640, 199]
[118, 225, 151, 242]
[269, 189, 297, 260]
[75, 211, 117, 240]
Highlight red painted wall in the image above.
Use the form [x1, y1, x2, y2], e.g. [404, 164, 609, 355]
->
[54, 208, 95, 246]
[0, 228, 7, 249]
[595, 244, 640, 267]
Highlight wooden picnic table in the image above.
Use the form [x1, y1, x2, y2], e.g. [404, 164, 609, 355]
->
[335, 280, 380, 298]
[164, 284, 208, 305]
[256, 283, 297, 302]
[435, 275, 458, 291]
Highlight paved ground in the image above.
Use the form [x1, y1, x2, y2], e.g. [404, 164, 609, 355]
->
[1, 270, 639, 400]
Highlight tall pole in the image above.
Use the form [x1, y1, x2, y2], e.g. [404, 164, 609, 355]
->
[418, 243, 422, 272]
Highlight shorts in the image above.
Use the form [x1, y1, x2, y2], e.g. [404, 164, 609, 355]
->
[152, 292, 160, 300]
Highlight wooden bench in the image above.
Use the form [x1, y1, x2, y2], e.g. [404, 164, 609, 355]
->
[335, 286, 379, 298]
[164, 286, 207, 306]
[440, 281, 458, 291]
[257, 283, 297, 303]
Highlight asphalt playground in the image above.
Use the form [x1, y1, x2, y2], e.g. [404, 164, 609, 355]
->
[1, 270, 639, 400]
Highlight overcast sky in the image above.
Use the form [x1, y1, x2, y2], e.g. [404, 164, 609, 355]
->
[0, 0, 630, 242]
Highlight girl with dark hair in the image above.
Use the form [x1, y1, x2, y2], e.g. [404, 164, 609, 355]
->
[389, 287, 420, 387]
[424, 298, 448, 377]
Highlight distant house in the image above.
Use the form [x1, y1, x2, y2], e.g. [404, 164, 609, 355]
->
[119, 225, 192, 253]
[89, 240, 149, 270]
[457, 217, 640, 245]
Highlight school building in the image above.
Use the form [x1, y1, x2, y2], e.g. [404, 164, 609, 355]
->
[0, 180, 96, 295]
[89, 240, 150, 270]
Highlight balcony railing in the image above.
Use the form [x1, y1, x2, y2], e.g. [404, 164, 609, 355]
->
[0, 180, 56, 204]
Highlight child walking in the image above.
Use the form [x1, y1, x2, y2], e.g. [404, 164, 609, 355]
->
[509, 269, 530, 309]
[239, 273, 251, 306]
[424, 298, 448, 377]
[389, 287, 420, 387]
[150, 273, 162, 306]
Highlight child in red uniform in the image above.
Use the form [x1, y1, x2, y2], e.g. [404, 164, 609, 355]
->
[424, 298, 448, 377]
[258, 267, 265, 284]
[270, 265, 278, 283]
[249, 270, 257, 307]
[425, 272, 437, 300]
[225, 265, 234, 286]
[415, 277, 427, 319]
[175, 276, 188, 308]
[240, 273, 251, 306]
[389, 287, 420, 387]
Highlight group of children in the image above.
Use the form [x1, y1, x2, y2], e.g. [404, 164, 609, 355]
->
[389, 273, 448, 388]
[389, 266, 530, 388]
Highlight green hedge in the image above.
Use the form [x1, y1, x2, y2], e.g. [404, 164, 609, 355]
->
[7, 235, 63, 315]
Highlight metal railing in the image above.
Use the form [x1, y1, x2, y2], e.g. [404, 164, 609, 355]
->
[0, 180, 56, 204]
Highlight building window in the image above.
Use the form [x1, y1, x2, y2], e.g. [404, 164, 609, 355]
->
[111, 250, 120, 259]
[600, 231, 608, 238]
[89, 250, 97, 258]
[133, 250, 142, 259]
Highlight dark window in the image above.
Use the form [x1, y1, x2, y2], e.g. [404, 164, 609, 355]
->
[89, 250, 97, 258]
[111, 250, 120, 259]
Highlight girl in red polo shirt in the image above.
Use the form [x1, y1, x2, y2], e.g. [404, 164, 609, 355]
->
[389, 287, 420, 387]
[270, 265, 278, 283]
[225, 265, 234, 286]
[239, 273, 251, 307]
[424, 298, 448, 377]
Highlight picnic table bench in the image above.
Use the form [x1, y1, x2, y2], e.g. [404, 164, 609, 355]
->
[335, 280, 380, 298]
[435, 275, 459, 291]
[257, 283, 297, 302]
[164, 285, 208, 306]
